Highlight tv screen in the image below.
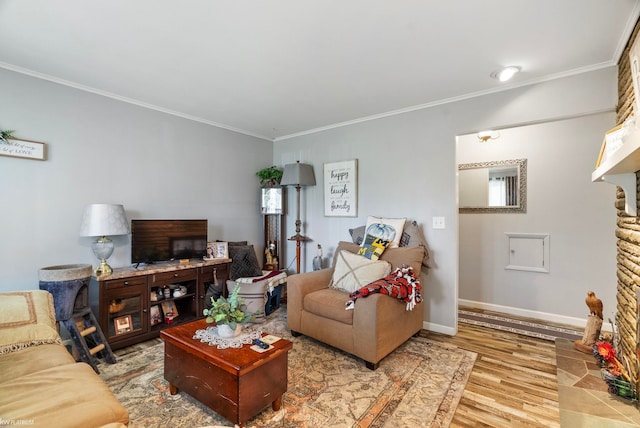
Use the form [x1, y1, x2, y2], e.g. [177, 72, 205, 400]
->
[131, 219, 207, 264]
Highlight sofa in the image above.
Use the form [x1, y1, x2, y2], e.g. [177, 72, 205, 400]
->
[0, 290, 129, 428]
[287, 240, 426, 370]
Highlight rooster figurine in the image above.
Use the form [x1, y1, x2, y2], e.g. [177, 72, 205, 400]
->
[586, 291, 603, 320]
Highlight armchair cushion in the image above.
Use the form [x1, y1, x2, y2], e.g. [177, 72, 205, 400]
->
[304, 288, 354, 324]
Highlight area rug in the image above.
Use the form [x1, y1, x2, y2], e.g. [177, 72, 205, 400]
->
[99, 308, 476, 427]
[458, 309, 583, 342]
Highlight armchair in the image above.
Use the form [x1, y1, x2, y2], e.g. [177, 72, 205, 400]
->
[287, 241, 425, 370]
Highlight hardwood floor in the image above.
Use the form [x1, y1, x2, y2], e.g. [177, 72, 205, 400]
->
[423, 320, 560, 427]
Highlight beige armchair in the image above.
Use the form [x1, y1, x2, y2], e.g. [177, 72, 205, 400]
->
[287, 241, 426, 370]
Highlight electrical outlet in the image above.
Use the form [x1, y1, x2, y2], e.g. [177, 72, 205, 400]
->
[432, 217, 445, 229]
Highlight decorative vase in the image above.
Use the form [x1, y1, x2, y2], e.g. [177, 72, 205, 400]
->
[217, 323, 242, 338]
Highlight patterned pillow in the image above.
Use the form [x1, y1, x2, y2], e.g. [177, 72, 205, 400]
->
[363, 216, 406, 248]
[0, 291, 62, 355]
[357, 234, 390, 260]
[228, 245, 263, 280]
[329, 250, 391, 293]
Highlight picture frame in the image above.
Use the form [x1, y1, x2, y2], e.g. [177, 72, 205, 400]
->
[324, 159, 358, 217]
[113, 315, 133, 335]
[214, 241, 229, 259]
[261, 187, 283, 214]
[596, 124, 626, 169]
[0, 137, 46, 161]
[161, 300, 178, 320]
[150, 304, 162, 326]
[205, 242, 216, 260]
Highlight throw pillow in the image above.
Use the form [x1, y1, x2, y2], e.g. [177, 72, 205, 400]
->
[363, 216, 406, 248]
[0, 291, 62, 355]
[329, 250, 391, 293]
[357, 234, 390, 260]
[228, 245, 263, 280]
[348, 225, 366, 245]
[399, 220, 430, 267]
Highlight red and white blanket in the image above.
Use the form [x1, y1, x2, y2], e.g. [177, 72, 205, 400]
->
[345, 266, 422, 311]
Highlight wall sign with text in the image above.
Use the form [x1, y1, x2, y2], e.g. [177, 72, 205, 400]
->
[0, 138, 46, 161]
[324, 159, 358, 217]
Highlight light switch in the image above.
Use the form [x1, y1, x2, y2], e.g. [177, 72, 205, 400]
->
[432, 217, 445, 229]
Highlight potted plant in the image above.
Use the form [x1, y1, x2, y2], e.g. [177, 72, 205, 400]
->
[256, 165, 283, 187]
[203, 284, 258, 337]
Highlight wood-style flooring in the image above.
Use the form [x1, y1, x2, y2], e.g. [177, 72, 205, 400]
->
[423, 313, 561, 427]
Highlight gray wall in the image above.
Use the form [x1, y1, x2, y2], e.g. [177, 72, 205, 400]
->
[274, 67, 618, 334]
[0, 65, 619, 334]
[0, 68, 272, 291]
[458, 114, 617, 325]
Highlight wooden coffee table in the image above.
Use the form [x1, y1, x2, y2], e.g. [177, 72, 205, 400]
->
[160, 319, 293, 427]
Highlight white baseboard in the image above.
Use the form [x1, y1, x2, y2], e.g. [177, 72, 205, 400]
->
[423, 321, 457, 336]
[458, 298, 613, 333]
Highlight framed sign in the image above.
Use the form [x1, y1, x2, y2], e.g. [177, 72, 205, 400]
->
[324, 159, 358, 217]
[0, 138, 46, 161]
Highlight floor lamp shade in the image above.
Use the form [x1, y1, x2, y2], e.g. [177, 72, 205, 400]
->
[280, 161, 316, 187]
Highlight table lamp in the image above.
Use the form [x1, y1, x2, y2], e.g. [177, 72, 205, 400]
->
[280, 161, 316, 273]
[80, 204, 129, 276]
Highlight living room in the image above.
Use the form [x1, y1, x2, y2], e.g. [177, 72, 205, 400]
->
[1, 2, 640, 426]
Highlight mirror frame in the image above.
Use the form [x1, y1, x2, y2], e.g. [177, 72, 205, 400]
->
[458, 158, 527, 213]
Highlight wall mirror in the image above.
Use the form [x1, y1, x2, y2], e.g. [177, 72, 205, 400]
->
[458, 158, 527, 213]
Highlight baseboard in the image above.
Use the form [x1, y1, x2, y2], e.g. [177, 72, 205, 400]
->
[458, 299, 613, 332]
[423, 321, 457, 336]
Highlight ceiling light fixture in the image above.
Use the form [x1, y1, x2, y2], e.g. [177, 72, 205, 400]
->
[491, 66, 521, 82]
[477, 130, 500, 142]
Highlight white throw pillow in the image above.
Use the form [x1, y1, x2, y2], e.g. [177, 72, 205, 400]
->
[329, 250, 391, 293]
[363, 216, 406, 248]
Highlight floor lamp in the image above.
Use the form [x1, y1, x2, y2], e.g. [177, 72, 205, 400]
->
[281, 161, 316, 273]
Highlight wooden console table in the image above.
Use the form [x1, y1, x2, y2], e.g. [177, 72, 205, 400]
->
[94, 259, 231, 349]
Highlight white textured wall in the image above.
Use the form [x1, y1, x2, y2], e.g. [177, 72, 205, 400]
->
[458, 113, 617, 323]
[0, 68, 272, 291]
[275, 67, 618, 334]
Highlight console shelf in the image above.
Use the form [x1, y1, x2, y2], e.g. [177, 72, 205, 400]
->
[592, 128, 640, 216]
[94, 259, 230, 350]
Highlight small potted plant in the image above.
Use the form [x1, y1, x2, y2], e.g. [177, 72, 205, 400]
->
[203, 284, 258, 338]
[256, 165, 283, 187]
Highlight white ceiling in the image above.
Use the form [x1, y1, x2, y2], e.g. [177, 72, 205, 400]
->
[1, 1, 639, 141]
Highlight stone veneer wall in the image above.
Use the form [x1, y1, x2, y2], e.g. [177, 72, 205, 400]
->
[615, 18, 640, 387]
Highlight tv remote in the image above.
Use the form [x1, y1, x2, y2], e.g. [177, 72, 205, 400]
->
[253, 339, 269, 349]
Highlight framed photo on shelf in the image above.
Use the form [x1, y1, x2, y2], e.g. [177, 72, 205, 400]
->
[150, 304, 162, 326]
[161, 300, 178, 320]
[324, 159, 358, 217]
[205, 242, 216, 260]
[113, 315, 132, 335]
[214, 241, 229, 258]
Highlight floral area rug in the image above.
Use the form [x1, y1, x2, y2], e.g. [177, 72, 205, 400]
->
[99, 308, 476, 427]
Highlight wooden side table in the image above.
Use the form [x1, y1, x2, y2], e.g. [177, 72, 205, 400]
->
[160, 319, 293, 427]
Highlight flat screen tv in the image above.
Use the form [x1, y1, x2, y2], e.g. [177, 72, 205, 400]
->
[131, 219, 207, 264]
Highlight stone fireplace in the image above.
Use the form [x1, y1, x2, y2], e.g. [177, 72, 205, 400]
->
[613, 18, 640, 393]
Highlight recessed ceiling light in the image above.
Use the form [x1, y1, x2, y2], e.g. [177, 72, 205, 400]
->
[491, 66, 521, 82]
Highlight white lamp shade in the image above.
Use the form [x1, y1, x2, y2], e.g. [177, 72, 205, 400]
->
[280, 161, 316, 187]
[79, 204, 130, 237]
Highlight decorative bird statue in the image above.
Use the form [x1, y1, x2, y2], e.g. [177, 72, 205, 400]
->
[586, 291, 603, 320]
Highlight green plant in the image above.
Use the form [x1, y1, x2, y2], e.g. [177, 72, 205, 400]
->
[0, 129, 15, 143]
[256, 165, 283, 187]
[202, 284, 258, 329]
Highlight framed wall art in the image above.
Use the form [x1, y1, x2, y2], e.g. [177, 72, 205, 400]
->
[324, 159, 358, 217]
[214, 241, 229, 259]
[0, 137, 46, 161]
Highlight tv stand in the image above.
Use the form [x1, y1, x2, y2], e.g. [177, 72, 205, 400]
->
[93, 259, 231, 349]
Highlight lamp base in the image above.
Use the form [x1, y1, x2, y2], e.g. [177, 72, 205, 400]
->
[95, 259, 113, 277]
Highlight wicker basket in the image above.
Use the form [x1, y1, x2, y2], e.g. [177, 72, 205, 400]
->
[109, 299, 125, 314]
